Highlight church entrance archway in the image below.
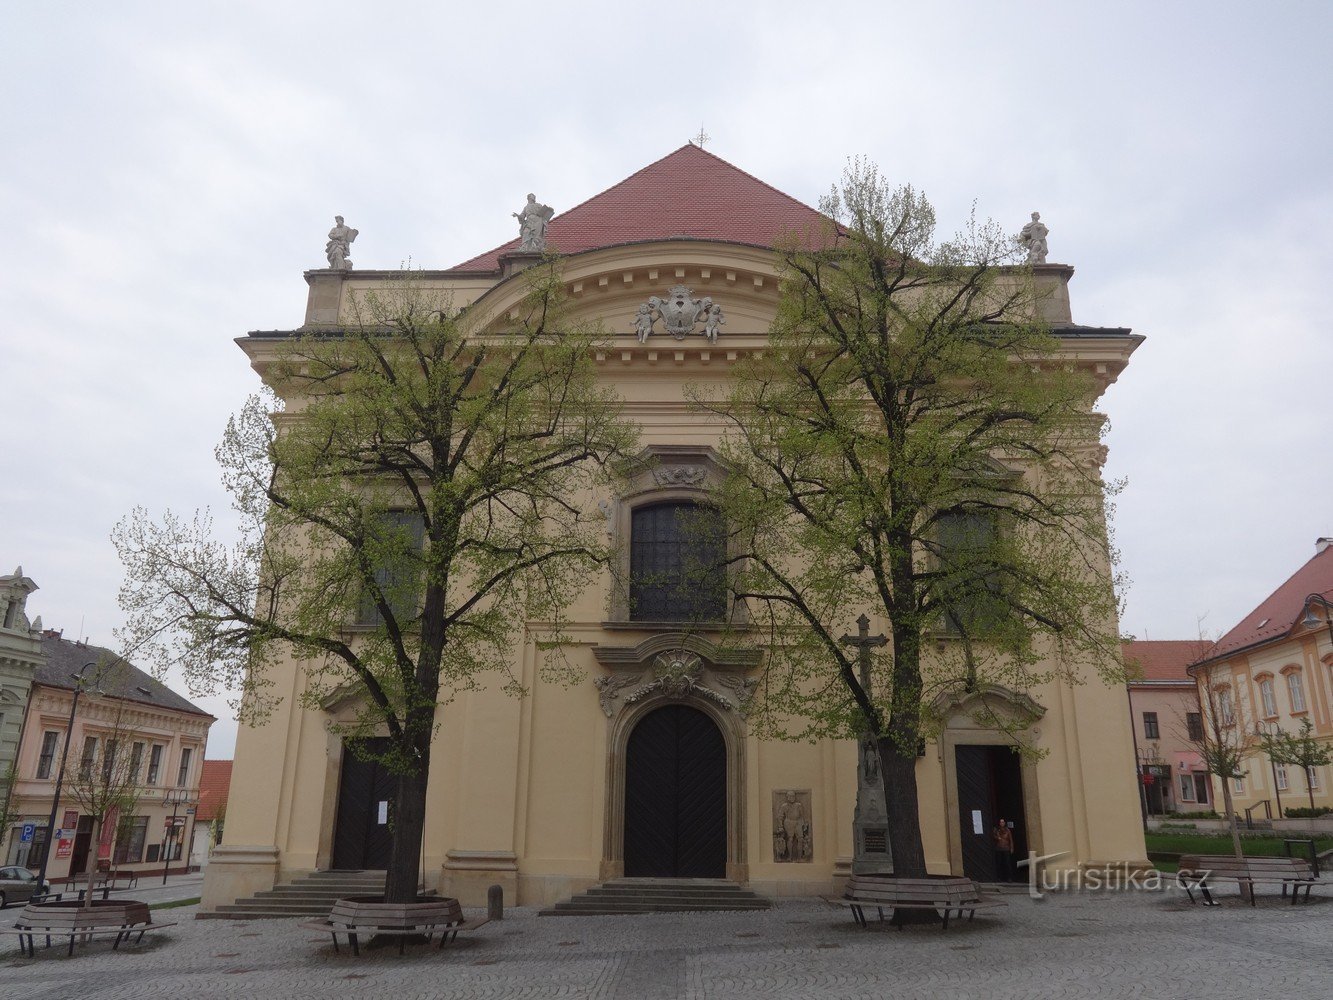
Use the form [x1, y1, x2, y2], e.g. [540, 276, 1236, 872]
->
[954, 744, 1027, 883]
[332, 737, 395, 870]
[624, 704, 726, 878]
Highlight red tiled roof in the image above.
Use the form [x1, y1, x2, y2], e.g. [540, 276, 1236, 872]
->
[452, 144, 832, 271]
[1122, 640, 1207, 684]
[196, 760, 233, 821]
[1199, 543, 1333, 663]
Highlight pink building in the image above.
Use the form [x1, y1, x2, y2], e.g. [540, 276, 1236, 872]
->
[1123, 640, 1212, 816]
[4, 632, 213, 882]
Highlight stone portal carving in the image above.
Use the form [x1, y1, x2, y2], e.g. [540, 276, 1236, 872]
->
[772, 789, 813, 862]
[633, 286, 725, 343]
[513, 194, 554, 252]
[325, 215, 358, 270]
[652, 465, 706, 486]
[1017, 211, 1049, 264]
[594, 648, 755, 718]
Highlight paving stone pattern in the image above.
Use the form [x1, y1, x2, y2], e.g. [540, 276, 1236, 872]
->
[4, 885, 1332, 999]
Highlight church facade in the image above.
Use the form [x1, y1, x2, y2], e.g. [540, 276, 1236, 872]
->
[202, 146, 1148, 911]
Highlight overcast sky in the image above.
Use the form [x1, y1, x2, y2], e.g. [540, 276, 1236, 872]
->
[3, 2, 1330, 759]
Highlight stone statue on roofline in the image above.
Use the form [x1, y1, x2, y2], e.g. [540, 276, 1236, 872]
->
[1017, 211, 1049, 264]
[325, 215, 358, 270]
[513, 193, 555, 252]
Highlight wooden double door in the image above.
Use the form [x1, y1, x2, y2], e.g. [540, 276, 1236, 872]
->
[332, 738, 396, 870]
[624, 705, 727, 878]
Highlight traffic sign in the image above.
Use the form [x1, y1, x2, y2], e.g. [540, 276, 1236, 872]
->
[20, 823, 35, 843]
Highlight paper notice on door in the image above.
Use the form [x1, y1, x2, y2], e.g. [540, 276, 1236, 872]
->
[377, 801, 389, 824]
[971, 809, 984, 834]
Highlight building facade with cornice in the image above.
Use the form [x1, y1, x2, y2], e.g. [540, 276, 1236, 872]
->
[1188, 539, 1333, 817]
[4, 633, 213, 880]
[0, 567, 43, 823]
[203, 147, 1148, 911]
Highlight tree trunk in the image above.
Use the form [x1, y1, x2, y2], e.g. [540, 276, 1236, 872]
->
[384, 766, 429, 904]
[1308, 770, 1316, 814]
[878, 737, 927, 877]
[85, 816, 103, 905]
[1219, 778, 1251, 903]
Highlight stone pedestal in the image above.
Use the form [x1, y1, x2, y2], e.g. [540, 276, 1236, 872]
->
[199, 844, 280, 912]
[440, 849, 518, 908]
[852, 736, 893, 874]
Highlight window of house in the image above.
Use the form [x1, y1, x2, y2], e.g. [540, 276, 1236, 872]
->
[36, 731, 59, 778]
[129, 742, 144, 782]
[1217, 688, 1235, 726]
[1179, 775, 1195, 801]
[629, 502, 726, 622]
[101, 739, 119, 783]
[1143, 712, 1159, 740]
[1287, 671, 1307, 713]
[1275, 762, 1289, 790]
[78, 735, 97, 781]
[357, 510, 426, 625]
[112, 816, 148, 865]
[1259, 678, 1277, 717]
[1233, 773, 1245, 794]
[936, 510, 1007, 635]
[1193, 774, 1210, 804]
[147, 744, 163, 785]
[1186, 713, 1204, 742]
[1309, 766, 1322, 792]
[176, 747, 193, 787]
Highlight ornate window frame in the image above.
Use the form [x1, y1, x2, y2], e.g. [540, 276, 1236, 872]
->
[603, 445, 742, 628]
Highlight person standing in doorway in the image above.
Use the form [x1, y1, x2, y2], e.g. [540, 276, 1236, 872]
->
[992, 817, 1015, 882]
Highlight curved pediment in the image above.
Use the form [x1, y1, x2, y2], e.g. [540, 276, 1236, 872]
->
[465, 241, 783, 347]
[931, 683, 1047, 730]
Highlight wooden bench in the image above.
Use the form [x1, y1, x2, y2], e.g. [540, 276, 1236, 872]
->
[1176, 854, 1320, 907]
[6, 900, 175, 957]
[824, 875, 1007, 930]
[299, 897, 489, 956]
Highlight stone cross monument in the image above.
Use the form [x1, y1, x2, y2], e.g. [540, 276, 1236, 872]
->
[840, 614, 893, 874]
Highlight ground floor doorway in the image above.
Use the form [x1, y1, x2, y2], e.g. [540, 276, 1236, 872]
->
[954, 744, 1027, 883]
[623, 704, 726, 878]
[69, 815, 95, 879]
[331, 737, 395, 870]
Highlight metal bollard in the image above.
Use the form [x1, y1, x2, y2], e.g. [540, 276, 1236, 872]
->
[487, 883, 504, 921]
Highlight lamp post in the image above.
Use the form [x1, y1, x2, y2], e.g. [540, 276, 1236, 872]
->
[1302, 593, 1333, 650]
[33, 661, 100, 895]
[162, 787, 191, 884]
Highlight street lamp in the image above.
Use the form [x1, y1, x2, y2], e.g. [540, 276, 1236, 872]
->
[33, 661, 102, 895]
[162, 787, 192, 884]
[1300, 593, 1333, 648]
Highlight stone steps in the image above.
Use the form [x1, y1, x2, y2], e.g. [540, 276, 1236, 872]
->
[540, 878, 771, 916]
[197, 870, 414, 920]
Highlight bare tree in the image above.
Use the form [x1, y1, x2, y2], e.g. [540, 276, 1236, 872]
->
[64, 702, 144, 903]
[1184, 680, 1254, 876]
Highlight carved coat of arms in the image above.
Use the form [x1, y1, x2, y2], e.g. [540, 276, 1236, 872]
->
[634, 286, 724, 344]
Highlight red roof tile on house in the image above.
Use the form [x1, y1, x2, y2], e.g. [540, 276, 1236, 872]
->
[452, 144, 832, 272]
[1122, 640, 1207, 684]
[197, 760, 233, 822]
[1199, 543, 1333, 663]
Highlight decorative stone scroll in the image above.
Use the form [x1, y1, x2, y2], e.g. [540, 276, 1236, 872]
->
[593, 647, 756, 719]
[772, 789, 813, 862]
[651, 465, 706, 486]
[633, 286, 725, 343]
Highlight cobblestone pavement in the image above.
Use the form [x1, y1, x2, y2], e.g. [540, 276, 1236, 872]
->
[5, 885, 1332, 999]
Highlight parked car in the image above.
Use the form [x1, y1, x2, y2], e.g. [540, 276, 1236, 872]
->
[0, 866, 48, 907]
